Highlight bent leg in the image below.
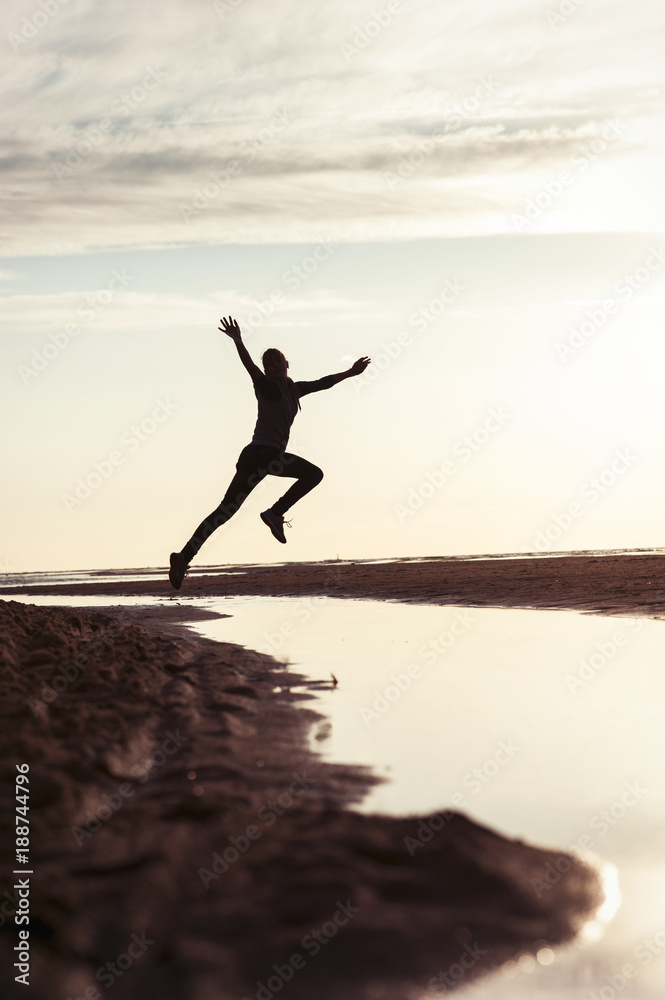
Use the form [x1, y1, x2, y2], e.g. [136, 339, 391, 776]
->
[181, 446, 271, 562]
[269, 452, 323, 516]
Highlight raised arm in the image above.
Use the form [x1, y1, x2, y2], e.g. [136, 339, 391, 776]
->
[298, 356, 371, 395]
[219, 316, 263, 382]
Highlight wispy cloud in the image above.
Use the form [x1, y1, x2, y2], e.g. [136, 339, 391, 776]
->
[0, 287, 389, 337]
[1, 0, 663, 255]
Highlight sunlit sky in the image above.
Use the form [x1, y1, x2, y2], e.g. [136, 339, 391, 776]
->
[2, 0, 665, 572]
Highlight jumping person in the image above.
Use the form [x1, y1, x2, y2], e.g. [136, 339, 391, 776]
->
[169, 316, 370, 589]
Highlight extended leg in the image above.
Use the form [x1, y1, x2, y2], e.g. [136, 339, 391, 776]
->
[180, 446, 272, 564]
[268, 452, 324, 516]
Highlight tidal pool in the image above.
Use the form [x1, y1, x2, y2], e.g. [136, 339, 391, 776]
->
[8, 588, 665, 997]
[191, 595, 665, 1000]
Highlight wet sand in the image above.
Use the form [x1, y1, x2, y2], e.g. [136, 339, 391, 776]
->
[4, 551, 665, 618]
[3, 551, 652, 998]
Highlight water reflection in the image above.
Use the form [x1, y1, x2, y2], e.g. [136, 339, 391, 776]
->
[7, 590, 665, 997]
[191, 596, 665, 1000]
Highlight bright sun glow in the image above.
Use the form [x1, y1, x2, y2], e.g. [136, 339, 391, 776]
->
[579, 861, 622, 945]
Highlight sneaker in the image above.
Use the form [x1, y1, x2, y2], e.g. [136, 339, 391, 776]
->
[260, 509, 290, 544]
[169, 551, 188, 590]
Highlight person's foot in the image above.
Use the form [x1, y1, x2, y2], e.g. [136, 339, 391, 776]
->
[169, 551, 188, 589]
[260, 509, 289, 543]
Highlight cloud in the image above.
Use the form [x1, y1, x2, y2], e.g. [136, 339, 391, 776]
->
[1, 0, 662, 255]
[0, 287, 391, 341]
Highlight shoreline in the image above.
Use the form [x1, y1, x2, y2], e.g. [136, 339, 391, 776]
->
[1, 596, 604, 999]
[3, 551, 665, 619]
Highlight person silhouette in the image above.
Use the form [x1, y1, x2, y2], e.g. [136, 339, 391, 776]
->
[169, 316, 370, 589]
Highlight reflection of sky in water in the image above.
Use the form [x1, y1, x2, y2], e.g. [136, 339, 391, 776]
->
[9, 589, 665, 998]
[193, 596, 665, 1000]
[0, 567, 249, 587]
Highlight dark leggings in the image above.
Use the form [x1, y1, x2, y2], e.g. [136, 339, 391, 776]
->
[181, 444, 323, 563]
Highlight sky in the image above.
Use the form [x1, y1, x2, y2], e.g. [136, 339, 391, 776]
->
[2, 0, 665, 572]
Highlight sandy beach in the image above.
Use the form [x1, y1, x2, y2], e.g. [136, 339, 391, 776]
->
[5, 551, 665, 617]
[2, 550, 659, 998]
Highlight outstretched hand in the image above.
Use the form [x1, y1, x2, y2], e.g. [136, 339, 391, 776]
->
[349, 356, 371, 376]
[219, 316, 242, 341]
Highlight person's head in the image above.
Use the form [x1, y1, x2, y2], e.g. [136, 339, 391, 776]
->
[262, 348, 289, 380]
